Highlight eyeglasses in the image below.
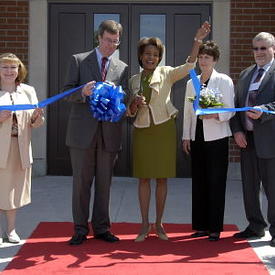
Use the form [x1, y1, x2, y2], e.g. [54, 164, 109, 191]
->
[102, 37, 120, 46]
[252, 47, 267, 52]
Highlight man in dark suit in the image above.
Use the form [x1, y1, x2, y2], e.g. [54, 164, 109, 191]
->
[230, 32, 275, 247]
[63, 20, 128, 245]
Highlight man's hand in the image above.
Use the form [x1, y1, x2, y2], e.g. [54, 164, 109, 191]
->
[233, 131, 247, 148]
[246, 107, 263, 120]
[82, 81, 96, 97]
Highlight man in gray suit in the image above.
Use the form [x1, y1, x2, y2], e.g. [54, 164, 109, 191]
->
[230, 32, 275, 247]
[63, 20, 128, 245]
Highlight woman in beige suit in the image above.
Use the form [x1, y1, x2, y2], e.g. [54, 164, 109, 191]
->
[0, 53, 44, 244]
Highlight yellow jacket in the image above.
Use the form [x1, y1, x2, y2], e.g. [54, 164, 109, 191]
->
[0, 84, 44, 169]
[129, 61, 195, 128]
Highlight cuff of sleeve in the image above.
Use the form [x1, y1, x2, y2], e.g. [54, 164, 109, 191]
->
[186, 56, 197, 64]
[194, 37, 203, 43]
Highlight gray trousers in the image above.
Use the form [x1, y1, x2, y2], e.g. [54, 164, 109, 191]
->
[240, 132, 275, 237]
[69, 126, 117, 236]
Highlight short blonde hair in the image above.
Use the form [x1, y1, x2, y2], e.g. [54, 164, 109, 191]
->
[0, 53, 27, 83]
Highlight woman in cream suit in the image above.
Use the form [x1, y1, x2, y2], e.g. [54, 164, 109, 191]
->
[128, 22, 211, 242]
[0, 53, 44, 244]
[183, 41, 235, 241]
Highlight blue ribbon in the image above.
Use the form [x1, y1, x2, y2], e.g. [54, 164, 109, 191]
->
[0, 85, 85, 111]
[189, 69, 275, 115]
[0, 82, 126, 122]
[88, 82, 126, 122]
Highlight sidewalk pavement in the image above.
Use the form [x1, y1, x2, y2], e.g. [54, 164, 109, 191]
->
[0, 164, 274, 273]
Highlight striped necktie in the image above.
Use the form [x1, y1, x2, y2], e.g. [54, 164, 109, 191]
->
[253, 68, 264, 83]
[101, 57, 108, 82]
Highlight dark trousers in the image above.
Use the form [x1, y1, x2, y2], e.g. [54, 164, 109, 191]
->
[190, 119, 229, 233]
[69, 125, 117, 236]
[240, 132, 275, 237]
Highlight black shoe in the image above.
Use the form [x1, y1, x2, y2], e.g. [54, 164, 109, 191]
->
[208, 232, 220, 241]
[270, 237, 275, 247]
[69, 233, 87, 245]
[95, 231, 119, 243]
[234, 227, 265, 239]
[190, 231, 209, 238]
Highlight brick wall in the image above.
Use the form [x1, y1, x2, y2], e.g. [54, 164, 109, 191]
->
[230, 0, 275, 161]
[0, 0, 29, 66]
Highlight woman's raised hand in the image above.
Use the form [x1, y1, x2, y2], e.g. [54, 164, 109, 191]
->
[195, 21, 211, 41]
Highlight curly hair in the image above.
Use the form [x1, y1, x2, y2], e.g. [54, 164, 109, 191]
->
[137, 37, 164, 67]
[198, 40, 220, 61]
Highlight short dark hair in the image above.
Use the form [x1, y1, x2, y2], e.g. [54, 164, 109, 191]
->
[97, 20, 123, 38]
[137, 37, 164, 67]
[198, 40, 220, 61]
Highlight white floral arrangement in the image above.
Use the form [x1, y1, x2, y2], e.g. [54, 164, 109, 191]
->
[188, 86, 224, 109]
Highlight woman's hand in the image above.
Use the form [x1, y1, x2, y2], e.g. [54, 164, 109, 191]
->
[194, 21, 211, 41]
[0, 110, 12, 122]
[182, 139, 191, 155]
[134, 94, 146, 106]
[31, 108, 44, 123]
[188, 21, 211, 63]
[82, 81, 96, 97]
[129, 94, 146, 115]
[199, 113, 219, 120]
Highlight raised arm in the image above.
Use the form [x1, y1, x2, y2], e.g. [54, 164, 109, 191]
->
[188, 21, 211, 63]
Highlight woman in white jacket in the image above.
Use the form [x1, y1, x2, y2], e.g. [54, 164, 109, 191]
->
[0, 53, 44, 244]
[182, 41, 235, 241]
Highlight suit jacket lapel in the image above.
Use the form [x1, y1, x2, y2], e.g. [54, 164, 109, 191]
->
[106, 58, 118, 80]
[258, 60, 275, 92]
[86, 50, 101, 81]
[241, 65, 256, 104]
[149, 67, 161, 95]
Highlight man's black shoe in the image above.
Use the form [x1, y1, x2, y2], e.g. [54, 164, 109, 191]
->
[69, 233, 87, 245]
[234, 227, 265, 239]
[270, 237, 275, 247]
[95, 231, 119, 243]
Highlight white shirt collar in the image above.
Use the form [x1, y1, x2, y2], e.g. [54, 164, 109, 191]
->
[257, 58, 274, 72]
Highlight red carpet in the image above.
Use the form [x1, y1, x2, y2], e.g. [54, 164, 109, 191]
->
[2, 222, 268, 275]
